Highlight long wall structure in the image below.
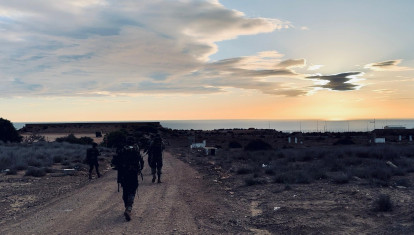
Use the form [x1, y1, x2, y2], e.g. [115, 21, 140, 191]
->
[20, 122, 161, 134]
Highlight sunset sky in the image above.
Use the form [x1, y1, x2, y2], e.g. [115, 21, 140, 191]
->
[1, 0, 414, 122]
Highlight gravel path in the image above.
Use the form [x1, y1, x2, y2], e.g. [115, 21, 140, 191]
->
[0, 152, 249, 235]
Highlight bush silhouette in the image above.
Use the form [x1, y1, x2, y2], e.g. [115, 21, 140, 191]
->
[25, 167, 46, 177]
[0, 118, 22, 143]
[244, 139, 272, 151]
[103, 131, 128, 148]
[55, 134, 93, 145]
[228, 141, 242, 148]
[373, 194, 393, 212]
[333, 137, 355, 145]
[236, 167, 252, 174]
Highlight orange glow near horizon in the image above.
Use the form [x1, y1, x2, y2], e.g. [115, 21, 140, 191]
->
[2, 81, 414, 123]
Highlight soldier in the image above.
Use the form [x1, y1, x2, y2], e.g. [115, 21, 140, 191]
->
[148, 134, 165, 183]
[111, 137, 144, 221]
[86, 142, 101, 179]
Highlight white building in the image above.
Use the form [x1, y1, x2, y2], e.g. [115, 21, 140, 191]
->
[374, 138, 386, 144]
[190, 140, 206, 149]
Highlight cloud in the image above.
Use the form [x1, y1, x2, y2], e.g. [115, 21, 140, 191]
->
[307, 65, 324, 71]
[306, 72, 364, 91]
[364, 60, 413, 71]
[276, 59, 306, 69]
[104, 51, 309, 97]
[190, 51, 309, 96]
[373, 89, 395, 94]
[0, 0, 298, 97]
[0, 78, 43, 96]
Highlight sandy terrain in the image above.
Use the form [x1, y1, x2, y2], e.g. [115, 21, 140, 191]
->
[3, 127, 414, 234]
[0, 152, 251, 235]
[171, 150, 414, 235]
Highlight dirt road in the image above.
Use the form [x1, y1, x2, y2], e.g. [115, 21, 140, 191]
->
[0, 152, 250, 235]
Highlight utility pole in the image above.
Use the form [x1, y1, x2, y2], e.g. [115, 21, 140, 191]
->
[369, 119, 376, 130]
[316, 120, 319, 132]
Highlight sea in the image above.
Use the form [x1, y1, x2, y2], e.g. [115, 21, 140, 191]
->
[12, 119, 414, 133]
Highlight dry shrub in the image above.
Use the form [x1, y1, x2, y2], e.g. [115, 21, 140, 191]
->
[395, 178, 411, 187]
[236, 167, 252, 175]
[0, 142, 99, 171]
[331, 172, 350, 184]
[5, 168, 17, 175]
[373, 194, 393, 212]
[25, 167, 46, 177]
[228, 141, 242, 148]
[245, 177, 265, 186]
[244, 139, 272, 151]
[265, 168, 276, 175]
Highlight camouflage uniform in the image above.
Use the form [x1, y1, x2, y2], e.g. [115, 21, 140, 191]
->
[148, 136, 164, 183]
[86, 143, 101, 179]
[112, 145, 144, 221]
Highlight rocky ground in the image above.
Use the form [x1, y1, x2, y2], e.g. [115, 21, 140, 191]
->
[0, 156, 113, 225]
[166, 129, 414, 234]
[0, 152, 252, 234]
[169, 149, 414, 234]
[1, 129, 414, 234]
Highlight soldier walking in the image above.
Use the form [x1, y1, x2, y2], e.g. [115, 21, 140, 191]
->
[86, 142, 101, 179]
[148, 134, 165, 183]
[112, 137, 144, 221]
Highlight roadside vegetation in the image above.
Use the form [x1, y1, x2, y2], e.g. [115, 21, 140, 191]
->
[175, 134, 414, 188]
[373, 194, 393, 212]
[0, 117, 22, 143]
[230, 144, 414, 187]
[55, 134, 94, 145]
[0, 141, 91, 176]
[0, 124, 161, 177]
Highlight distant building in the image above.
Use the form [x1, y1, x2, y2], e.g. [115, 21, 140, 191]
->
[191, 140, 206, 149]
[372, 128, 414, 136]
[374, 138, 386, 144]
[204, 147, 217, 156]
[190, 140, 217, 155]
[384, 125, 406, 129]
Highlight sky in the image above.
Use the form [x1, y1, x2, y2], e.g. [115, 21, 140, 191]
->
[1, 0, 414, 122]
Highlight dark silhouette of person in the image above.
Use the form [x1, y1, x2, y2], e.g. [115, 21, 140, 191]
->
[148, 135, 165, 183]
[86, 142, 101, 179]
[111, 137, 144, 221]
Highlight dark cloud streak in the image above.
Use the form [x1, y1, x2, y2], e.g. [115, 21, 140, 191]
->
[364, 59, 412, 71]
[370, 60, 398, 67]
[307, 72, 363, 91]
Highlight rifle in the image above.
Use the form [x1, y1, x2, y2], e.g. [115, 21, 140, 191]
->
[138, 164, 144, 182]
[117, 170, 122, 192]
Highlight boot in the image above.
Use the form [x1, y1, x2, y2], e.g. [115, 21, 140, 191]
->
[152, 174, 156, 183]
[157, 174, 161, 183]
[124, 207, 132, 221]
[89, 173, 92, 179]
